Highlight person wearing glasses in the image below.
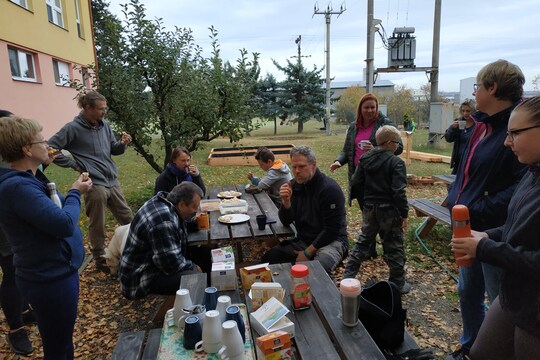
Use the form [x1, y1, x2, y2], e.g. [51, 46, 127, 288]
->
[48, 91, 133, 274]
[451, 95, 540, 359]
[444, 59, 527, 360]
[342, 126, 410, 294]
[445, 100, 477, 175]
[0, 116, 92, 359]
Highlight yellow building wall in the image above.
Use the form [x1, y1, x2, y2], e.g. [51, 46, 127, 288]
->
[0, 0, 95, 66]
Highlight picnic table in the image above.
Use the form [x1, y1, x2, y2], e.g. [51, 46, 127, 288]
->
[246, 261, 387, 360]
[188, 184, 295, 263]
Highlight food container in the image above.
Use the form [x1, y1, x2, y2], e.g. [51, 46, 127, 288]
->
[219, 198, 249, 215]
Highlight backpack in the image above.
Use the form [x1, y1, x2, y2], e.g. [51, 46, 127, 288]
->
[358, 281, 407, 350]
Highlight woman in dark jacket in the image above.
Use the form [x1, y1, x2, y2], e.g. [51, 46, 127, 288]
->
[0, 116, 92, 359]
[330, 93, 403, 201]
[451, 96, 540, 359]
[444, 100, 476, 174]
[154, 147, 206, 195]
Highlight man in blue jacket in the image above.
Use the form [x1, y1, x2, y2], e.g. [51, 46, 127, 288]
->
[445, 60, 527, 360]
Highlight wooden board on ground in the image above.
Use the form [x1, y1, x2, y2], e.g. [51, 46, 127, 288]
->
[207, 144, 294, 166]
[409, 150, 451, 164]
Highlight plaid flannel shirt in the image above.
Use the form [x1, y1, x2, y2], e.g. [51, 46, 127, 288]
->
[119, 193, 195, 299]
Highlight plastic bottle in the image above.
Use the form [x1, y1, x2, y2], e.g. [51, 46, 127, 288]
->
[290, 264, 311, 310]
[47, 182, 62, 208]
[340, 278, 362, 327]
[452, 205, 473, 267]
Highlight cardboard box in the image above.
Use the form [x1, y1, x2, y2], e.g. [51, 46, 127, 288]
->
[211, 261, 237, 291]
[211, 246, 235, 263]
[256, 330, 292, 360]
[249, 297, 295, 338]
[250, 282, 285, 311]
[240, 263, 271, 290]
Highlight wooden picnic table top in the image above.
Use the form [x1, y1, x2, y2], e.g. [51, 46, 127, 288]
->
[246, 261, 386, 360]
[188, 184, 295, 246]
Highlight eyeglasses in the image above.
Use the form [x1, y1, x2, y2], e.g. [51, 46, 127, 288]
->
[29, 140, 48, 146]
[506, 124, 540, 141]
[473, 84, 482, 92]
[387, 140, 400, 145]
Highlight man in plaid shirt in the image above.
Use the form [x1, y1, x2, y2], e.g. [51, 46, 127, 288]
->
[119, 182, 202, 300]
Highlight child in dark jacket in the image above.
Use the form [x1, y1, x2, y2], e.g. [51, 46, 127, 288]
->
[343, 125, 410, 294]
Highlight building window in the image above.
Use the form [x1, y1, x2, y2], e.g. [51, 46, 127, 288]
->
[53, 59, 70, 86]
[74, 0, 84, 38]
[8, 47, 37, 82]
[46, 0, 64, 27]
[10, 0, 28, 8]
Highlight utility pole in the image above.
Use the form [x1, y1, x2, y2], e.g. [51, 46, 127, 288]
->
[291, 35, 312, 63]
[314, 2, 346, 135]
[428, 0, 442, 145]
[366, 0, 381, 93]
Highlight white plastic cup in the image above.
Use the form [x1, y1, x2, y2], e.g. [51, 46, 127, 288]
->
[359, 140, 370, 150]
[458, 120, 466, 130]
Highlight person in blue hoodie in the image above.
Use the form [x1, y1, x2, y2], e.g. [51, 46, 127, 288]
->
[0, 116, 92, 360]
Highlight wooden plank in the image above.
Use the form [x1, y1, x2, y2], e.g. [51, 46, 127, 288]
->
[141, 328, 162, 360]
[306, 261, 386, 360]
[180, 272, 208, 304]
[267, 263, 342, 360]
[242, 189, 274, 237]
[409, 151, 451, 164]
[409, 199, 451, 225]
[253, 191, 295, 238]
[111, 331, 145, 360]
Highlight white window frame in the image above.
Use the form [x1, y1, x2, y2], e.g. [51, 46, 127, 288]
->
[74, 0, 83, 38]
[10, 0, 28, 8]
[46, 0, 64, 28]
[53, 59, 70, 86]
[8, 47, 37, 82]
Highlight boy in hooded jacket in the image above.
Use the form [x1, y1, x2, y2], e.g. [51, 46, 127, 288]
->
[247, 147, 292, 206]
[343, 125, 410, 294]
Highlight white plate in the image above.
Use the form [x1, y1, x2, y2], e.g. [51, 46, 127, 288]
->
[218, 214, 250, 224]
[217, 191, 242, 199]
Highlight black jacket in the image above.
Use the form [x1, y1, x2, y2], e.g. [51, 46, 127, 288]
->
[278, 169, 348, 250]
[479, 165, 540, 338]
[154, 166, 206, 195]
[350, 149, 408, 218]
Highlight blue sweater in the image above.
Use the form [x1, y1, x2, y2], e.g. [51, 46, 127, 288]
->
[0, 168, 84, 282]
[447, 105, 526, 231]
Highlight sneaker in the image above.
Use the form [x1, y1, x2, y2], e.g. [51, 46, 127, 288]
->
[21, 309, 37, 325]
[445, 348, 470, 360]
[6, 328, 33, 355]
[400, 281, 411, 294]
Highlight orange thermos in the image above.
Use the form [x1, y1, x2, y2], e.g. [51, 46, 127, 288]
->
[452, 205, 473, 267]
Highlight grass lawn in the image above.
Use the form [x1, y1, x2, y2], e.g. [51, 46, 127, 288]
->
[45, 119, 456, 265]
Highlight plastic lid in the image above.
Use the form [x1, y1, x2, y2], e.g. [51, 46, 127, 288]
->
[290, 264, 309, 277]
[340, 278, 362, 296]
[452, 205, 470, 221]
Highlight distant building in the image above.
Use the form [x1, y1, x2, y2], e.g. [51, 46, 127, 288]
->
[0, 0, 96, 137]
[329, 80, 395, 102]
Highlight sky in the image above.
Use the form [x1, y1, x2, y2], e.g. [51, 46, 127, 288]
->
[106, 0, 540, 92]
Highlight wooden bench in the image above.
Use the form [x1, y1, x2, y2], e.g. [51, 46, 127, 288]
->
[409, 198, 451, 238]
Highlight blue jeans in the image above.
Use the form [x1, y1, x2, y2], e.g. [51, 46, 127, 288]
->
[457, 260, 502, 350]
[17, 272, 79, 360]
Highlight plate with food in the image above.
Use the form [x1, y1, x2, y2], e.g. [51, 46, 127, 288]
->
[217, 190, 242, 199]
[218, 214, 250, 224]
